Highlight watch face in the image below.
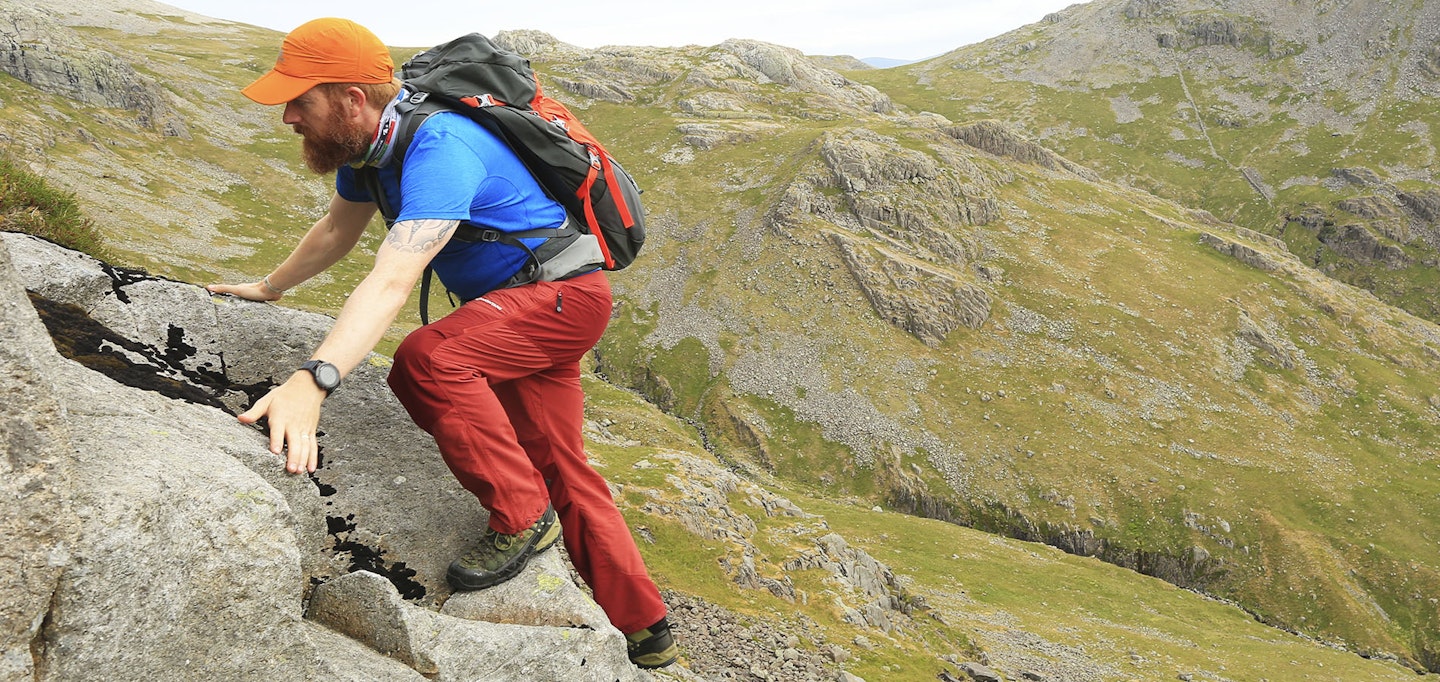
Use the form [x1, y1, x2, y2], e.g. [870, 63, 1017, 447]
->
[314, 362, 341, 390]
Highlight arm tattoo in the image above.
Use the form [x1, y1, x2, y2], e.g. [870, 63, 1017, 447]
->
[385, 219, 457, 253]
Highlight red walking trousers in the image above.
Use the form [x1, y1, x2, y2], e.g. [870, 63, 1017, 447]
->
[387, 271, 666, 634]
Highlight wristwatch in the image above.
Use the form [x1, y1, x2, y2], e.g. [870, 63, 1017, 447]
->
[299, 360, 341, 394]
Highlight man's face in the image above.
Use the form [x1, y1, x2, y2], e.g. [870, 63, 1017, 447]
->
[283, 86, 370, 174]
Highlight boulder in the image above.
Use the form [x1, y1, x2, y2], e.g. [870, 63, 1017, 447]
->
[440, 549, 613, 630]
[0, 234, 652, 680]
[0, 235, 414, 680]
[310, 570, 642, 682]
[0, 240, 79, 681]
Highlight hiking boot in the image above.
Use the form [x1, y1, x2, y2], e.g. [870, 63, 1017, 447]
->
[447, 506, 559, 591]
[535, 519, 562, 553]
[626, 616, 679, 669]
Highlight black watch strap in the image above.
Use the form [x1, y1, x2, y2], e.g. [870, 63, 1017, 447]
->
[300, 359, 341, 393]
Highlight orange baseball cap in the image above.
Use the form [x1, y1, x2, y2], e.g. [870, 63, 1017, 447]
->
[242, 18, 394, 105]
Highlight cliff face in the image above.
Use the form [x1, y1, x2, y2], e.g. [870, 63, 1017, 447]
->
[0, 1, 186, 136]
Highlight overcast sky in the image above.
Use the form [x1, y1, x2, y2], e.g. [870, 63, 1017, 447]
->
[160, 0, 1083, 62]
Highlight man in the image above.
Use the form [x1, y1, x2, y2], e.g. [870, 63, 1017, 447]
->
[207, 18, 677, 669]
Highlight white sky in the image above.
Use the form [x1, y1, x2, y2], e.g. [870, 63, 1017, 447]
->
[160, 0, 1084, 61]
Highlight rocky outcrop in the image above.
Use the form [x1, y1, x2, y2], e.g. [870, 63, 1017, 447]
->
[945, 121, 1100, 181]
[817, 128, 997, 254]
[821, 130, 941, 193]
[1199, 231, 1286, 271]
[1158, 15, 1276, 55]
[1318, 223, 1411, 269]
[677, 92, 750, 117]
[677, 121, 785, 150]
[630, 449, 919, 642]
[1332, 167, 1386, 188]
[1398, 189, 1440, 223]
[0, 233, 650, 681]
[489, 31, 679, 110]
[830, 232, 992, 347]
[0, 2, 185, 135]
[1394, 190, 1440, 248]
[1337, 195, 1402, 221]
[1236, 311, 1297, 370]
[784, 534, 921, 634]
[713, 40, 894, 114]
[492, 29, 579, 57]
[549, 75, 634, 102]
[757, 127, 999, 345]
[1123, 0, 1174, 20]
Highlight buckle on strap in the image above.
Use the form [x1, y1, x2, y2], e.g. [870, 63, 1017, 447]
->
[454, 216, 575, 243]
[454, 223, 501, 243]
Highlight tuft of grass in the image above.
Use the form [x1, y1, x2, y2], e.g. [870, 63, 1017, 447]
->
[0, 153, 110, 260]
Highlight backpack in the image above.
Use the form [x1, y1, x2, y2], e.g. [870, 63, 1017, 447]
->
[360, 33, 646, 322]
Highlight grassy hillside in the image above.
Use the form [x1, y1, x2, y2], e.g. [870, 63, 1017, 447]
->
[584, 371, 1420, 681]
[597, 111, 1440, 668]
[7, 0, 1438, 677]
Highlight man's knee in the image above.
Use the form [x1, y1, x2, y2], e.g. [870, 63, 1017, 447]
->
[388, 328, 440, 392]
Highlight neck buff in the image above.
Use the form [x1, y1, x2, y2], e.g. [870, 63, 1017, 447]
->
[351, 87, 408, 169]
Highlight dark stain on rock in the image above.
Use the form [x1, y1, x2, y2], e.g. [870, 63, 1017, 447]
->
[164, 324, 197, 364]
[28, 291, 226, 408]
[326, 513, 426, 601]
[97, 261, 160, 304]
[26, 291, 273, 414]
[308, 471, 337, 497]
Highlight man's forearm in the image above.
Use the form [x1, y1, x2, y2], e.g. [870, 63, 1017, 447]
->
[305, 218, 459, 378]
[308, 266, 415, 378]
[267, 195, 377, 291]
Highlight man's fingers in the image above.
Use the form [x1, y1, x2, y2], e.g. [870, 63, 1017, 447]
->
[206, 282, 278, 302]
[243, 378, 323, 473]
[286, 442, 302, 473]
[286, 431, 317, 473]
[237, 393, 270, 425]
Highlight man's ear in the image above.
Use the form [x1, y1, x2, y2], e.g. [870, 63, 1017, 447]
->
[344, 86, 369, 117]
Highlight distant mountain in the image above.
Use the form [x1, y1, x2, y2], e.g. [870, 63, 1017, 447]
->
[861, 57, 916, 68]
[891, 0, 1440, 324]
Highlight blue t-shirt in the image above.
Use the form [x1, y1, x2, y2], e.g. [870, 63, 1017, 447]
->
[335, 111, 569, 300]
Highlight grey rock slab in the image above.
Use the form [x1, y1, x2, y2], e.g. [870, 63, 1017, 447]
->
[311, 570, 645, 682]
[0, 233, 79, 681]
[440, 548, 613, 631]
[35, 361, 325, 681]
[5, 233, 485, 601]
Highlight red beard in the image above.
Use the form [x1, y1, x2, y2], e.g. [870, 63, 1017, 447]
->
[297, 103, 372, 174]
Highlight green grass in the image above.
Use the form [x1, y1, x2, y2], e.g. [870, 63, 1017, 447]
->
[0, 153, 109, 260]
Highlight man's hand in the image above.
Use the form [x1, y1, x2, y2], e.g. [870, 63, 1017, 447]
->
[239, 372, 327, 473]
[207, 280, 283, 302]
